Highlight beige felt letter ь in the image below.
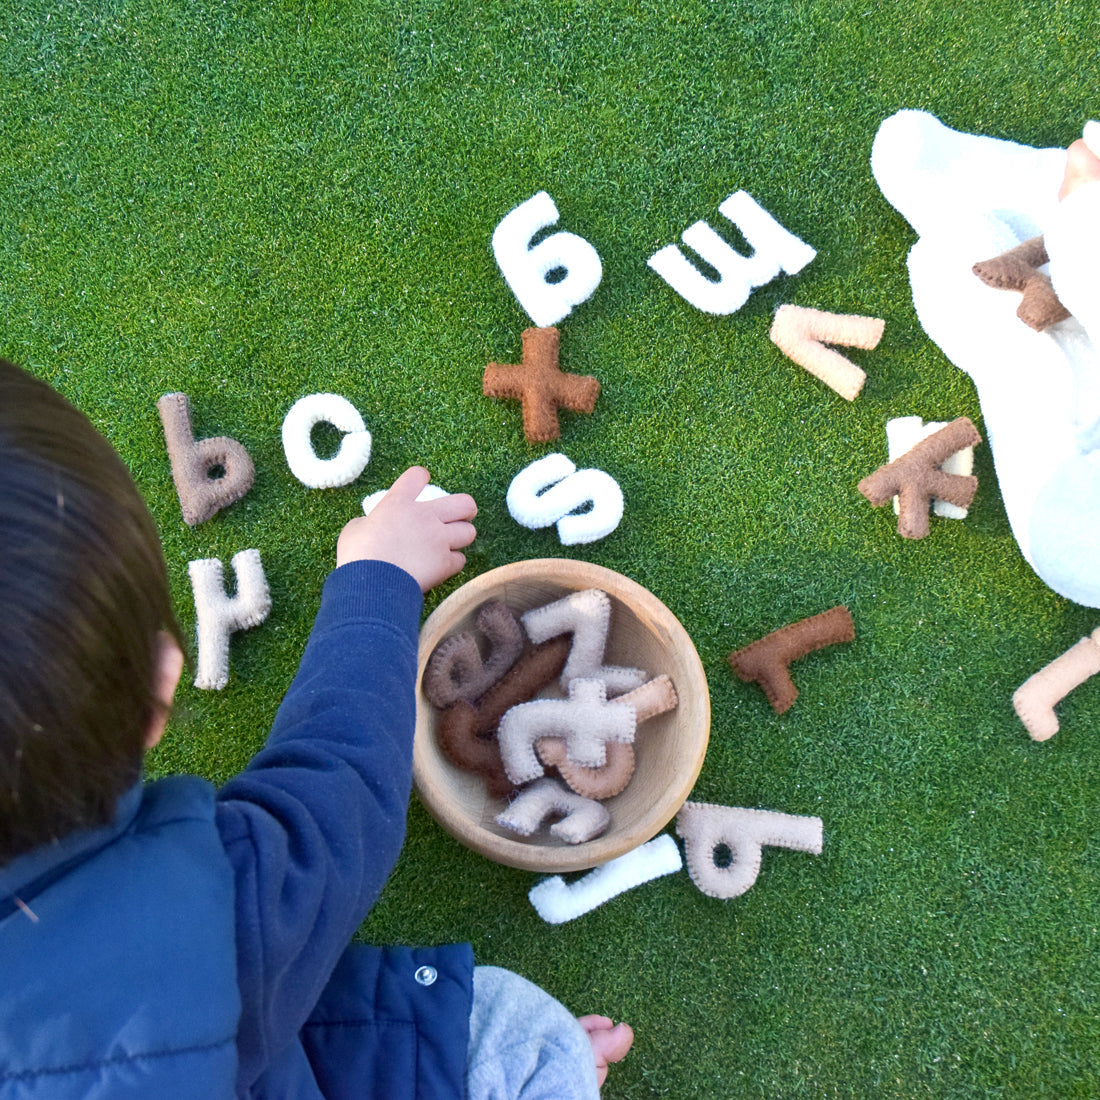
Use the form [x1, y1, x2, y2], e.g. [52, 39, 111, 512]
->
[189, 549, 272, 691]
[157, 393, 255, 526]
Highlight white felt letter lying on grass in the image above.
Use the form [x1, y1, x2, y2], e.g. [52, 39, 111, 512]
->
[507, 453, 623, 545]
[528, 834, 683, 924]
[648, 191, 816, 314]
[492, 191, 603, 327]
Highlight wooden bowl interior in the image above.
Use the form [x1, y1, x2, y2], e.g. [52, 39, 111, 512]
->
[413, 559, 710, 872]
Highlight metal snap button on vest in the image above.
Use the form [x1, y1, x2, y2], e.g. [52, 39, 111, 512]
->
[414, 965, 438, 987]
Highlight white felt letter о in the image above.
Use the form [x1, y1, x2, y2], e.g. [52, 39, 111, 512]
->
[507, 453, 623, 545]
[647, 191, 816, 314]
[282, 393, 372, 489]
[492, 192, 603, 327]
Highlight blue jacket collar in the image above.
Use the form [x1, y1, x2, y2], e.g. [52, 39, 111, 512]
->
[0, 782, 144, 916]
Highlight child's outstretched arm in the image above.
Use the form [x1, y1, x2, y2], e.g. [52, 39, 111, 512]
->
[214, 468, 476, 1091]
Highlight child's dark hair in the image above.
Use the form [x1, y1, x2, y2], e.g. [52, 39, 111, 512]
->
[0, 360, 182, 865]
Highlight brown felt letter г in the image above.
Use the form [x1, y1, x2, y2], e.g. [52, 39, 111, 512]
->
[857, 416, 981, 539]
[483, 326, 600, 443]
[729, 606, 855, 714]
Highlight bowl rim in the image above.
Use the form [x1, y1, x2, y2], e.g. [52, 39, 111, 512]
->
[413, 558, 711, 872]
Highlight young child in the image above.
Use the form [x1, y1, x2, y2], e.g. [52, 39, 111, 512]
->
[871, 112, 1100, 608]
[0, 359, 632, 1097]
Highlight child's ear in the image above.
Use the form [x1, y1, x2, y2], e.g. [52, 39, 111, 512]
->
[145, 632, 185, 750]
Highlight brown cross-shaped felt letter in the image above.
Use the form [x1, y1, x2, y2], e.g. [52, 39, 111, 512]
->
[972, 236, 1071, 332]
[858, 417, 982, 539]
[483, 326, 600, 443]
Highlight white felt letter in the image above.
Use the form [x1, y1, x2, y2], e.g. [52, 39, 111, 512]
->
[506, 453, 624, 545]
[647, 190, 816, 314]
[528, 834, 684, 924]
[362, 482, 449, 516]
[189, 549, 272, 691]
[282, 393, 372, 489]
[492, 191, 603, 327]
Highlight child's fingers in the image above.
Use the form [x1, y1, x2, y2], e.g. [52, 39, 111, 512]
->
[385, 465, 433, 501]
[446, 520, 477, 550]
[431, 491, 478, 523]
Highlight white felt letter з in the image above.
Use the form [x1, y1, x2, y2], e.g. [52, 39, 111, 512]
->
[648, 190, 816, 315]
[189, 549, 272, 690]
[492, 191, 603, 327]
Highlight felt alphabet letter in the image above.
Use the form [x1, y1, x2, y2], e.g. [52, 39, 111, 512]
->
[729, 606, 855, 714]
[506, 453, 624, 545]
[497, 678, 636, 786]
[492, 191, 603, 327]
[495, 777, 611, 844]
[537, 675, 678, 799]
[282, 393, 372, 489]
[522, 588, 645, 694]
[858, 417, 981, 539]
[422, 600, 525, 709]
[189, 548, 272, 690]
[1012, 631, 1100, 741]
[435, 637, 572, 798]
[647, 191, 816, 315]
[528, 834, 684, 924]
[886, 417, 974, 519]
[972, 236, 1071, 332]
[483, 327, 600, 443]
[675, 802, 823, 899]
[768, 305, 885, 401]
[157, 392, 255, 526]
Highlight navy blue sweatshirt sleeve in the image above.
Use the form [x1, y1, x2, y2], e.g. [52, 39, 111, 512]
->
[213, 559, 424, 1090]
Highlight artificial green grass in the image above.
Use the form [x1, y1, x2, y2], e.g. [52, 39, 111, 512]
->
[3, 0, 1100, 1094]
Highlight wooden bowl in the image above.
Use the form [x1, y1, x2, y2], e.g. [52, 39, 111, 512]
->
[413, 559, 710, 872]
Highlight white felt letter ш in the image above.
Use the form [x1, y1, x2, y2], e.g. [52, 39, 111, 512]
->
[492, 191, 603, 327]
[189, 548, 272, 691]
[506, 453, 624, 545]
[282, 393, 372, 489]
[647, 190, 816, 315]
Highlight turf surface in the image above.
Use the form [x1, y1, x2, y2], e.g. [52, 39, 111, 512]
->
[3, 1, 1099, 1094]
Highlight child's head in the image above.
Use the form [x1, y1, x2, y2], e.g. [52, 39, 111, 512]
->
[0, 360, 182, 864]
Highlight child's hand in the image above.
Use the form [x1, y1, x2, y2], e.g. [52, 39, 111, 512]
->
[336, 467, 477, 592]
[1059, 138, 1100, 201]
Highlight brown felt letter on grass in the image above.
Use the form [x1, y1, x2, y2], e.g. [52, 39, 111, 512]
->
[857, 416, 981, 539]
[158, 393, 255, 526]
[483, 327, 600, 443]
[729, 606, 855, 714]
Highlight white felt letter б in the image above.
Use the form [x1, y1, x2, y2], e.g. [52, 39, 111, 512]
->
[492, 191, 603, 327]
[647, 190, 816, 315]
